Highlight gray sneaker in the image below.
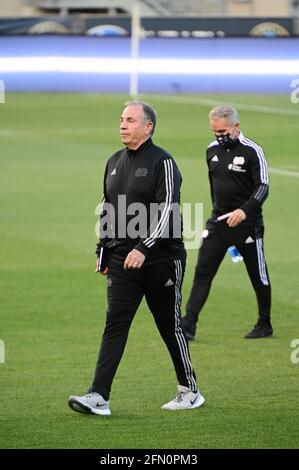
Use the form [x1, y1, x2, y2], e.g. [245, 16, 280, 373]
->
[68, 392, 111, 416]
[162, 385, 205, 411]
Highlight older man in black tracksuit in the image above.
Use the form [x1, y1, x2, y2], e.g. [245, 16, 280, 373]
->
[68, 101, 205, 416]
[182, 105, 272, 341]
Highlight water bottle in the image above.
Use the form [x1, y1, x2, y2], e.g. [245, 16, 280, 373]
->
[227, 245, 243, 263]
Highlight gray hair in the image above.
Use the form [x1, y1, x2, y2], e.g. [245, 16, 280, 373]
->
[209, 105, 240, 126]
[124, 100, 157, 135]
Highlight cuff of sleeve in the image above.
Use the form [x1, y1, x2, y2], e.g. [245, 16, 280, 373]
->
[135, 242, 150, 257]
[240, 198, 259, 216]
[240, 204, 249, 217]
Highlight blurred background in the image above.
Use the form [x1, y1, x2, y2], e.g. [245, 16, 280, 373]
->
[0, 0, 299, 93]
[1, 0, 299, 451]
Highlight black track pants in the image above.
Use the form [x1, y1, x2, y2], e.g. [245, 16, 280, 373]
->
[91, 256, 197, 399]
[185, 219, 271, 324]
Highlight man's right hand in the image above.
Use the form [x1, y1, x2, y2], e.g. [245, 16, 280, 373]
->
[227, 209, 246, 227]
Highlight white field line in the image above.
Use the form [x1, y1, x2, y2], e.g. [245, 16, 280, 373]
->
[269, 168, 299, 177]
[150, 94, 299, 177]
[150, 94, 299, 117]
[1, 94, 298, 177]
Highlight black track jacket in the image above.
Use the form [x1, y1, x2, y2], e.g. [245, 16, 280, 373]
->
[97, 138, 185, 265]
[207, 131, 269, 226]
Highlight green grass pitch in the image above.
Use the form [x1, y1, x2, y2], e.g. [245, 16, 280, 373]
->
[0, 93, 298, 449]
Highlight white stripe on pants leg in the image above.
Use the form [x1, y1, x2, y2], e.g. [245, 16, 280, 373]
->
[174, 260, 197, 392]
[256, 238, 269, 286]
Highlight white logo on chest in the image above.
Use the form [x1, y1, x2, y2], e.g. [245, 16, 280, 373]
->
[228, 164, 246, 172]
[233, 156, 245, 165]
[229, 156, 246, 172]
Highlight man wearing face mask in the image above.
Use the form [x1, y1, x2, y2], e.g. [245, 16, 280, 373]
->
[182, 105, 272, 340]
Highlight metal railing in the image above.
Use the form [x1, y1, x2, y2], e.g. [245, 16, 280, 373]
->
[143, 0, 226, 16]
[22, 0, 293, 17]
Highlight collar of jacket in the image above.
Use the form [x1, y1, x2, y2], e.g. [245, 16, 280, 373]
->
[126, 137, 152, 156]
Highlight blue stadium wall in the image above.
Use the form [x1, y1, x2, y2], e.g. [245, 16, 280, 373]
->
[0, 36, 298, 93]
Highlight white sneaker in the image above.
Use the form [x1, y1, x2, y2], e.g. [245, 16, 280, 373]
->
[68, 392, 111, 416]
[162, 385, 205, 411]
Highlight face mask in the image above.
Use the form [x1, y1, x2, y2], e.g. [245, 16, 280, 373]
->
[216, 132, 234, 148]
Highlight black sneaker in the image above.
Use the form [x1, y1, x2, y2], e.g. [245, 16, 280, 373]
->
[182, 317, 196, 340]
[244, 322, 273, 339]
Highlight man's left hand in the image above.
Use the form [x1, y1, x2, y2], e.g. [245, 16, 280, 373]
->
[227, 209, 246, 227]
[124, 249, 145, 270]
